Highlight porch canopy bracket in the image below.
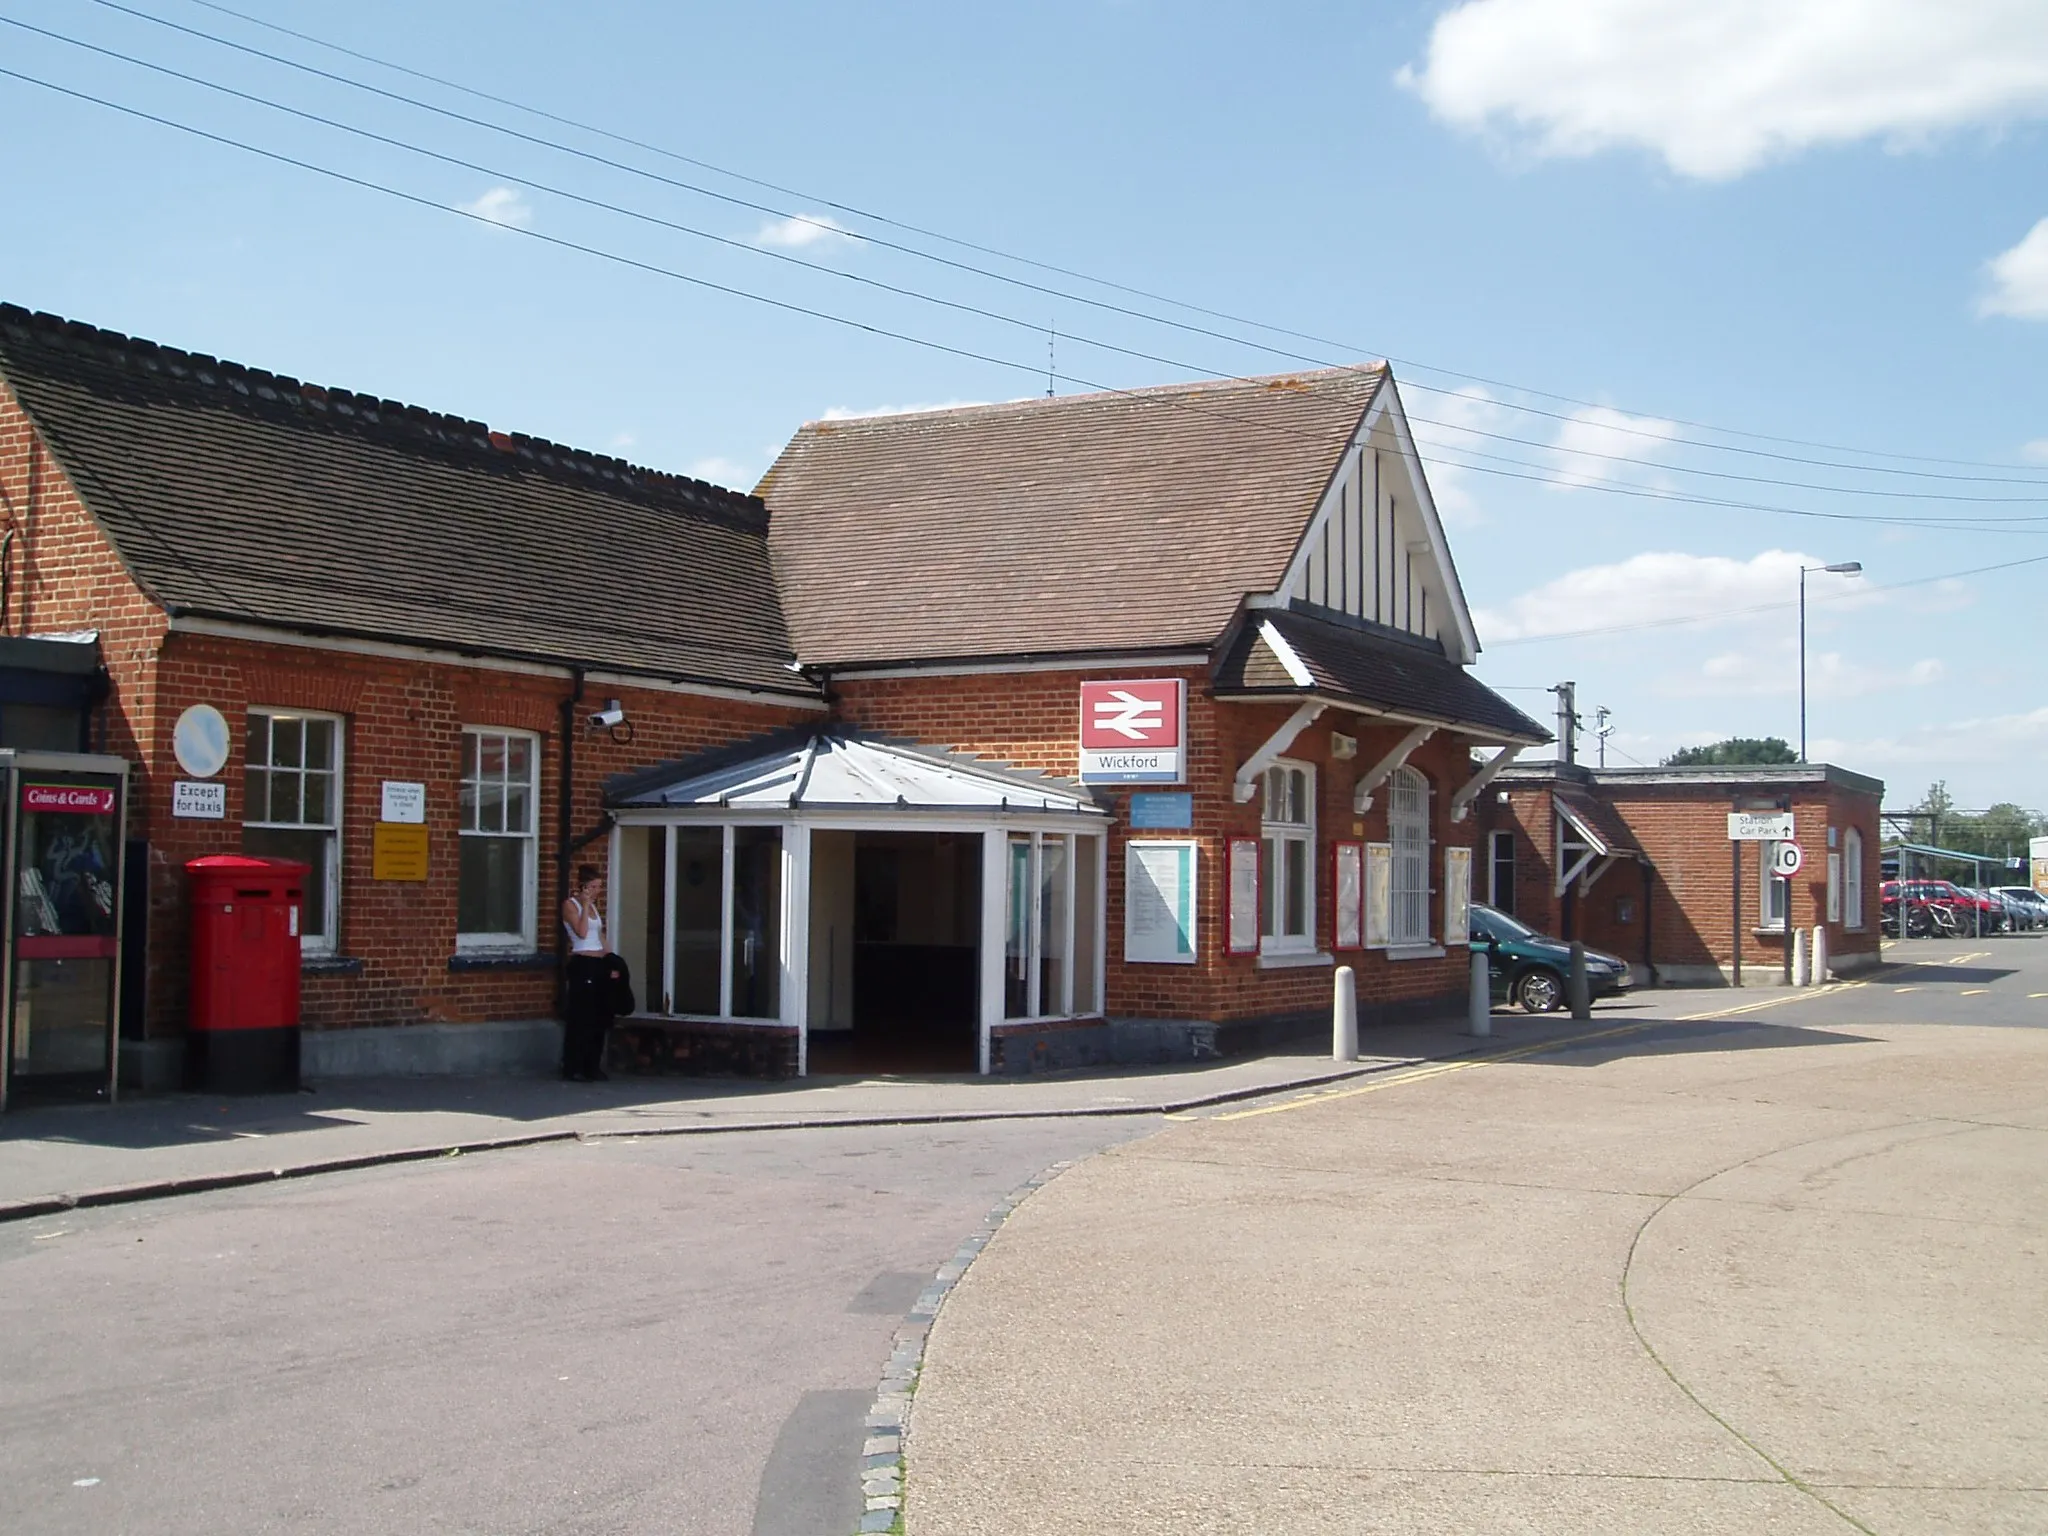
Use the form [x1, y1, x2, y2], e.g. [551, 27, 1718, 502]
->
[1353, 722, 1437, 814]
[1450, 743, 1524, 823]
[1232, 700, 1327, 803]
[1579, 852, 1624, 894]
[1553, 798, 1609, 896]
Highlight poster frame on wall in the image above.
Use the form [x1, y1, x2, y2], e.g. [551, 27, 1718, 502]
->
[1124, 838, 1197, 965]
[1332, 840, 1364, 949]
[1227, 837, 1259, 954]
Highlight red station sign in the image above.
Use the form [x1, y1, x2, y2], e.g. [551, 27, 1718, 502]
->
[1078, 679, 1186, 784]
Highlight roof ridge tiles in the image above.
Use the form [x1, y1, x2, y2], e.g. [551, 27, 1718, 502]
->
[799, 361, 1389, 430]
[0, 300, 758, 522]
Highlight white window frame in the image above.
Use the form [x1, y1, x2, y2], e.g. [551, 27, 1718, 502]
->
[1487, 828, 1515, 913]
[1259, 760, 1316, 955]
[1843, 828, 1865, 930]
[1761, 845, 1790, 931]
[244, 707, 344, 956]
[457, 726, 540, 953]
[1388, 765, 1431, 945]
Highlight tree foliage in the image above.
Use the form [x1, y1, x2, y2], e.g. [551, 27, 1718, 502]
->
[1662, 737, 1798, 767]
[1904, 781, 2046, 859]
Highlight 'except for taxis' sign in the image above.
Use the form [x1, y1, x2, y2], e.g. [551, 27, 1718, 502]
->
[1728, 811, 1794, 842]
[1078, 679, 1186, 785]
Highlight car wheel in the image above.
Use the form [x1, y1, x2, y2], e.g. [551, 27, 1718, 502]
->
[1516, 968, 1564, 1013]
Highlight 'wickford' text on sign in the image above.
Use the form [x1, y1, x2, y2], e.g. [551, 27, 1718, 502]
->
[1728, 811, 1794, 842]
[1079, 679, 1186, 785]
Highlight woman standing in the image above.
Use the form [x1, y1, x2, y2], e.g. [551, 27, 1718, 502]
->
[561, 864, 612, 1081]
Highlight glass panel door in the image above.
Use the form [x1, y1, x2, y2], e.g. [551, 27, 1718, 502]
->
[1004, 835, 1031, 1018]
[730, 827, 782, 1020]
[11, 775, 121, 1093]
[1038, 836, 1069, 1017]
[670, 828, 722, 1015]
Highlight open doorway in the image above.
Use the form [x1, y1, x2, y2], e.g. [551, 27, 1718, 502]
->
[808, 830, 980, 1073]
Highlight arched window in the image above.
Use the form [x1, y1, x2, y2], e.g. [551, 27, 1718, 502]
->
[1389, 766, 1431, 944]
[1844, 828, 1864, 930]
[1260, 761, 1316, 952]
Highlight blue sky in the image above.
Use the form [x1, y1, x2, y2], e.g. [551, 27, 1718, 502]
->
[3, 0, 2046, 818]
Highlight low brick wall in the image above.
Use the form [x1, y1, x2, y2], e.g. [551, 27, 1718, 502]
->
[609, 1017, 800, 1079]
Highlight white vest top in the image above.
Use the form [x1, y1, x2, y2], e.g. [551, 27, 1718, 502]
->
[566, 900, 606, 955]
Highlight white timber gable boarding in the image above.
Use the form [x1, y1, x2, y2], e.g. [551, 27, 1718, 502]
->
[1256, 374, 1479, 665]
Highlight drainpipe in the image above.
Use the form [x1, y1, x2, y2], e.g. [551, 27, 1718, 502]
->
[1641, 859, 1657, 986]
[556, 667, 586, 988]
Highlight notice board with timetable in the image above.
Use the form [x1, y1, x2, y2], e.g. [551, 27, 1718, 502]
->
[1125, 840, 1196, 963]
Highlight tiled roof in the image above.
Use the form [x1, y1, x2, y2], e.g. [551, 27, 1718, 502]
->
[1554, 788, 1644, 858]
[758, 367, 1387, 667]
[1215, 606, 1549, 743]
[0, 304, 812, 699]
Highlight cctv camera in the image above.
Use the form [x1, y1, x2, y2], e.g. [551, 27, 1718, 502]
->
[589, 702, 625, 729]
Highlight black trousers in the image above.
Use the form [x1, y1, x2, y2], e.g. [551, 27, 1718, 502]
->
[563, 955, 615, 1078]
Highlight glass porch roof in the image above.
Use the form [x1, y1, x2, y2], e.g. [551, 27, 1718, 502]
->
[611, 730, 1109, 816]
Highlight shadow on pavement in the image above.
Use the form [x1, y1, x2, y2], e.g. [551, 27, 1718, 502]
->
[1524, 1017, 1877, 1067]
[1874, 963, 2018, 987]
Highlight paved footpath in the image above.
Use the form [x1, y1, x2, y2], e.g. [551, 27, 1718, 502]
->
[906, 944, 2048, 1535]
[0, 1049, 1404, 1219]
[0, 1010, 1708, 1220]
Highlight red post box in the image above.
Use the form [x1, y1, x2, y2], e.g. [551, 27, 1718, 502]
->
[185, 855, 308, 1093]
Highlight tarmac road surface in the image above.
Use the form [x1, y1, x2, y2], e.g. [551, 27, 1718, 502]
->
[907, 939, 2048, 1534]
[0, 1116, 1148, 1536]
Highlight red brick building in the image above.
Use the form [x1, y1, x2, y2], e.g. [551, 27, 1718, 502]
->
[1474, 761, 1884, 986]
[0, 302, 1547, 1091]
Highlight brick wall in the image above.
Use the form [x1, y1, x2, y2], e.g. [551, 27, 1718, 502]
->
[3, 378, 815, 1038]
[1480, 776, 1884, 977]
[838, 670, 1480, 1024]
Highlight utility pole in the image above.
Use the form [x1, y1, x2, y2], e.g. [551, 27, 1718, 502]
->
[1549, 682, 1579, 765]
[1595, 707, 1613, 769]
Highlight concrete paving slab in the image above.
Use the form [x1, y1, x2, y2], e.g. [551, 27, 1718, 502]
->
[902, 993, 2048, 1535]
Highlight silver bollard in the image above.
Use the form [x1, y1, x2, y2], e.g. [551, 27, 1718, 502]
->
[1469, 946, 1491, 1037]
[1811, 924, 1828, 986]
[1333, 965, 1358, 1062]
[1791, 927, 1810, 988]
[1568, 941, 1591, 1020]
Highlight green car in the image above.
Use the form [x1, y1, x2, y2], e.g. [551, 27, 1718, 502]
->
[1469, 902, 1633, 1013]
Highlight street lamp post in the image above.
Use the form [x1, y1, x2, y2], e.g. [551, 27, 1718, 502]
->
[1800, 561, 1863, 761]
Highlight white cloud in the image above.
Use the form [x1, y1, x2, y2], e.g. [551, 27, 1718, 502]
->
[1981, 217, 2048, 319]
[687, 456, 760, 490]
[609, 431, 638, 451]
[1668, 648, 1943, 699]
[456, 186, 533, 229]
[1412, 385, 1512, 523]
[753, 213, 861, 251]
[2023, 438, 2048, 462]
[819, 400, 991, 420]
[1400, 0, 2048, 180]
[1475, 548, 1861, 642]
[1547, 405, 1680, 489]
[1813, 704, 2048, 770]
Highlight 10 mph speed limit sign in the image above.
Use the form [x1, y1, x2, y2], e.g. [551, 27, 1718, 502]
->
[1771, 841, 1805, 878]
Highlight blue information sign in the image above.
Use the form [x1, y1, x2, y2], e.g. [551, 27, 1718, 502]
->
[1129, 792, 1194, 830]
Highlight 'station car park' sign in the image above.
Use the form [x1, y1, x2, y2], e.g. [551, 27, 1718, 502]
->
[1078, 679, 1186, 784]
[1728, 811, 1794, 841]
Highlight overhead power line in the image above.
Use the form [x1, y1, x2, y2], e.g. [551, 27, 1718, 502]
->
[6, 52, 2044, 544]
[68, 0, 2048, 487]
[21, 11, 2048, 525]
[1483, 550, 2048, 648]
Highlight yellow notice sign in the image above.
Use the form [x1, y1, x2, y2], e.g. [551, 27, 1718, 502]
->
[372, 822, 430, 881]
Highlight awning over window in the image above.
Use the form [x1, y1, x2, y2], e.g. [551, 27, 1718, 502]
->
[609, 729, 1109, 817]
